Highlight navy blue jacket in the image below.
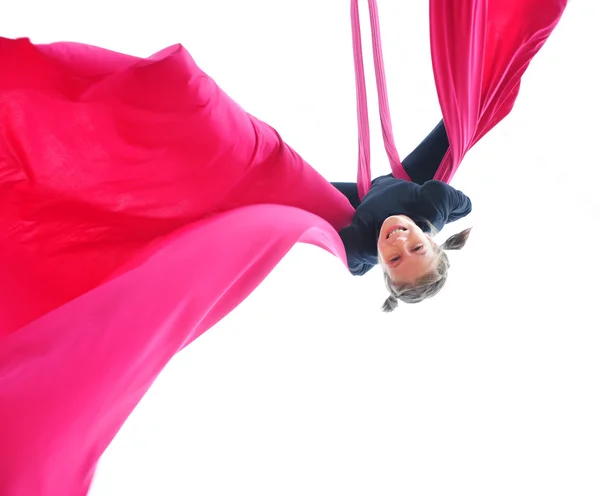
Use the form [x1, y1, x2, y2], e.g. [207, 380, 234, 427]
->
[335, 176, 472, 276]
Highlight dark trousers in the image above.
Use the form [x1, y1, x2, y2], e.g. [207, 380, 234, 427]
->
[332, 120, 449, 208]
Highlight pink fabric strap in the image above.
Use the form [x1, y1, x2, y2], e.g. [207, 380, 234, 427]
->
[351, 0, 410, 200]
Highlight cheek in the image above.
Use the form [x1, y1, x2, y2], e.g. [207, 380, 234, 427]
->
[376, 246, 386, 265]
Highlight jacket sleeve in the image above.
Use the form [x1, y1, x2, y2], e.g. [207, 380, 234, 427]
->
[422, 180, 472, 223]
[330, 182, 361, 209]
[330, 175, 392, 210]
[338, 224, 376, 276]
[447, 188, 472, 222]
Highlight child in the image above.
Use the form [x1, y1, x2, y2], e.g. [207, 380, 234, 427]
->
[332, 120, 472, 311]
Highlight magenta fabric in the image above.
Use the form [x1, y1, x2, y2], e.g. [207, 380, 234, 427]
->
[0, 39, 355, 494]
[429, 0, 567, 183]
[0, 39, 356, 338]
[351, 0, 409, 200]
[0, 0, 566, 493]
[0, 206, 347, 495]
[351, 0, 567, 195]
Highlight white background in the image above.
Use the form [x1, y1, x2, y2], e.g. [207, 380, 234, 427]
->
[3, 1, 599, 494]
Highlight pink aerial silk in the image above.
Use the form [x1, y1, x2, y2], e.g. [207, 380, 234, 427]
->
[0, 0, 566, 494]
[351, 0, 567, 194]
[350, 0, 410, 199]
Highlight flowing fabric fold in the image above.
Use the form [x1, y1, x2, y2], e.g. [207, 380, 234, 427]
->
[0, 37, 355, 493]
[0, 37, 355, 336]
[0, 206, 346, 495]
[352, 0, 567, 195]
[430, 0, 567, 183]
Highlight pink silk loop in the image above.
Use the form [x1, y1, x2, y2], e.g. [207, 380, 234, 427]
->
[351, 0, 409, 200]
[0, 1, 567, 493]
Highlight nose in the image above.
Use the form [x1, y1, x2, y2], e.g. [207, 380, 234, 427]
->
[391, 232, 408, 244]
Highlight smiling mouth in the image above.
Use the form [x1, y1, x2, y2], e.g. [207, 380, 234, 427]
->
[386, 226, 408, 239]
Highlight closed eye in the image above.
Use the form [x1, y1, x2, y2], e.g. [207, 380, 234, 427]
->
[413, 245, 424, 252]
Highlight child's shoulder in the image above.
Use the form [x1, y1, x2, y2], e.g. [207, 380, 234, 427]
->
[421, 179, 451, 189]
[420, 179, 465, 197]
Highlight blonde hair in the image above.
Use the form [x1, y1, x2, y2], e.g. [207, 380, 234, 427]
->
[381, 227, 472, 312]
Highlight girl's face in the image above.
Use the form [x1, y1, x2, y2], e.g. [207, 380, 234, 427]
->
[377, 215, 439, 285]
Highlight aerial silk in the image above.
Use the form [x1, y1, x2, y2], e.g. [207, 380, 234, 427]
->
[352, 0, 567, 196]
[0, 0, 567, 494]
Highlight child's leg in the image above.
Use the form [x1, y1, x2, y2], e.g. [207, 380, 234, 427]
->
[331, 182, 361, 209]
[402, 120, 449, 184]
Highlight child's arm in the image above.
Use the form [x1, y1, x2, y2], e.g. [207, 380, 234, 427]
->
[402, 120, 449, 185]
[331, 182, 362, 209]
[338, 224, 377, 276]
[422, 180, 472, 224]
[447, 188, 472, 222]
